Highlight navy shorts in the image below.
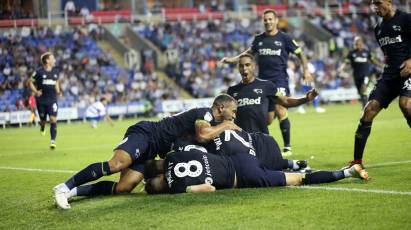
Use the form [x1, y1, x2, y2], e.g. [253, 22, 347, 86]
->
[114, 127, 158, 173]
[251, 133, 286, 171]
[229, 152, 286, 188]
[369, 75, 411, 108]
[271, 79, 290, 96]
[36, 101, 58, 121]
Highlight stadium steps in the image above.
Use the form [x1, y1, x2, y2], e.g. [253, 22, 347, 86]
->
[97, 40, 127, 67]
[97, 32, 192, 99]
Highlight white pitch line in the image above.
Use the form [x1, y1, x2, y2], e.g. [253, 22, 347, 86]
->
[0, 166, 76, 174]
[366, 160, 411, 168]
[291, 186, 411, 196]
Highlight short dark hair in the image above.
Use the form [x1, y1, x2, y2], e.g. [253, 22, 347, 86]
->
[212, 93, 236, 108]
[40, 52, 52, 65]
[145, 176, 169, 195]
[238, 53, 255, 62]
[263, 9, 277, 18]
[144, 159, 165, 179]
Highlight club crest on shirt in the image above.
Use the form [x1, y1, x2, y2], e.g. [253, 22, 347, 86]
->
[392, 25, 401, 31]
[204, 112, 213, 122]
[42, 75, 47, 79]
[274, 41, 282, 46]
[253, 89, 263, 94]
[258, 42, 263, 46]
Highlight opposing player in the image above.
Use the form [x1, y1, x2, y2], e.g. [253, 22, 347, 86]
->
[28, 52, 62, 149]
[347, 0, 411, 167]
[338, 36, 380, 108]
[144, 149, 368, 194]
[53, 94, 241, 209]
[221, 9, 313, 156]
[227, 54, 318, 135]
[85, 96, 114, 128]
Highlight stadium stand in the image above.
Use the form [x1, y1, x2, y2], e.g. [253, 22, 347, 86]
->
[0, 26, 178, 112]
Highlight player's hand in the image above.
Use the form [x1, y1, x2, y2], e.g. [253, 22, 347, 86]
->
[303, 71, 314, 82]
[305, 88, 319, 101]
[400, 58, 411, 77]
[35, 90, 42, 97]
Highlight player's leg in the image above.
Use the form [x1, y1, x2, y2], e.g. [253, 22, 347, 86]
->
[48, 102, 58, 149]
[399, 96, 411, 128]
[276, 105, 292, 155]
[69, 167, 143, 198]
[398, 76, 411, 127]
[350, 77, 397, 167]
[285, 164, 368, 186]
[115, 167, 144, 194]
[355, 76, 368, 108]
[36, 103, 47, 135]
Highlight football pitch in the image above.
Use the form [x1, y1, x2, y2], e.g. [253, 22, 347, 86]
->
[0, 103, 410, 229]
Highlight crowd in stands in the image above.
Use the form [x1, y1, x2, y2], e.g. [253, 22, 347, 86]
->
[0, 25, 178, 112]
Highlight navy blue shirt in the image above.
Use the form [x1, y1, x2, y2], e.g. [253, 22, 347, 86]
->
[227, 78, 276, 134]
[251, 31, 300, 81]
[374, 10, 411, 77]
[346, 49, 372, 78]
[164, 150, 235, 193]
[126, 108, 217, 155]
[205, 130, 283, 170]
[30, 67, 59, 103]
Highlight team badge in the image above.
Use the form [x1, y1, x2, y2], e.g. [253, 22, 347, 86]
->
[392, 25, 401, 31]
[253, 89, 263, 94]
[204, 112, 213, 122]
[274, 41, 282, 46]
[42, 75, 47, 79]
[258, 42, 263, 46]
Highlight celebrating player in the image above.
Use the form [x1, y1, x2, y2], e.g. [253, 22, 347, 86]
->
[347, 0, 411, 168]
[28, 52, 62, 149]
[144, 149, 368, 194]
[227, 54, 318, 135]
[338, 36, 380, 108]
[221, 9, 313, 156]
[53, 94, 241, 209]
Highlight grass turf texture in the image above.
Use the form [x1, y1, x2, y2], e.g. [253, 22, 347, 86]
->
[0, 103, 410, 229]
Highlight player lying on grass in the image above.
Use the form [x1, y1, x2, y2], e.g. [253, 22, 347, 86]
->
[144, 149, 369, 194]
[173, 129, 308, 172]
[53, 94, 241, 209]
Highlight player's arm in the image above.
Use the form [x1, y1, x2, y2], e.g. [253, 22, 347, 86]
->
[295, 50, 313, 81]
[55, 80, 62, 96]
[400, 14, 411, 77]
[28, 71, 41, 96]
[338, 59, 350, 73]
[220, 48, 254, 64]
[186, 184, 216, 193]
[275, 89, 319, 107]
[195, 120, 241, 143]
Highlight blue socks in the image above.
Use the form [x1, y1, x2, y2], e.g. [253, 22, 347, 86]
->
[279, 118, 291, 148]
[50, 122, 57, 141]
[65, 162, 111, 190]
[76, 181, 117, 196]
[303, 171, 345, 184]
[354, 119, 372, 161]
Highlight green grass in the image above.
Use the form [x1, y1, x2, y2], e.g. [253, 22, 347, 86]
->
[0, 102, 410, 229]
